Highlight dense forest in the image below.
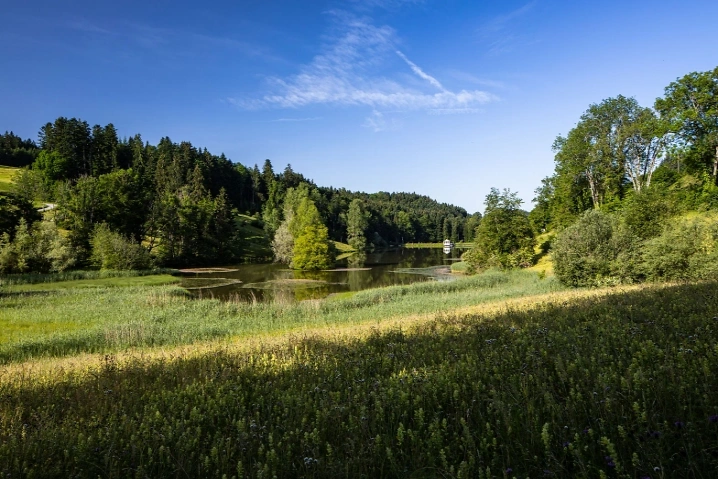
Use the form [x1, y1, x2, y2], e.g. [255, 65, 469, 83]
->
[0, 120, 476, 271]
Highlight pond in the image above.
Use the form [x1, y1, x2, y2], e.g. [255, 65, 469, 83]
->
[179, 247, 466, 302]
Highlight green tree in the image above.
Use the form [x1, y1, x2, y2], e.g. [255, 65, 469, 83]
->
[90, 223, 150, 270]
[655, 66, 718, 184]
[464, 188, 535, 272]
[292, 224, 334, 270]
[34, 150, 71, 182]
[345, 199, 370, 252]
[0, 219, 75, 273]
[0, 192, 41, 238]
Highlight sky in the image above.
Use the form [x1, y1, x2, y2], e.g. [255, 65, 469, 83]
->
[1, 0, 718, 214]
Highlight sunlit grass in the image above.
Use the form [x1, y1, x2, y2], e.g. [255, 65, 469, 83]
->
[0, 166, 18, 192]
[0, 270, 563, 363]
[2, 280, 717, 477]
[4, 274, 179, 292]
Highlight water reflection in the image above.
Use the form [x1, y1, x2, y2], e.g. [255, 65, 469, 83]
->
[180, 247, 467, 303]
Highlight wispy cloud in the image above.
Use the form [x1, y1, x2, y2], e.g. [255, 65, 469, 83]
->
[260, 117, 323, 123]
[395, 50, 446, 92]
[233, 13, 496, 113]
[428, 108, 481, 115]
[64, 19, 281, 62]
[363, 110, 400, 132]
[446, 70, 506, 89]
[477, 2, 538, 56]
[477, 1, 537, 36]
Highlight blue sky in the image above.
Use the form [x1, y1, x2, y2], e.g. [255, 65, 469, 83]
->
[2, 0, 717, 213]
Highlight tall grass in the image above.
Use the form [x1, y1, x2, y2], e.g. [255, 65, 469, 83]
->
[0, 268, 178, 287]
[1, 281, 717, 477]
[0, 270, 563, 363]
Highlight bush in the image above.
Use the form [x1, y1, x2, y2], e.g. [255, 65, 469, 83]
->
[640, 217, 718, 281]
[552, 210, 625, 287]
[0, 219, 75, 274]
[90, 223, 151, 270]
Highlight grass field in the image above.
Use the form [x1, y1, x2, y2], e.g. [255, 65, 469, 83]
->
[2, 279, 717, 477]
[4, 274, 179, 292]
[0, 166, 18, 192]
[0, 270, 563, 364]
[235, 214, 273, 260]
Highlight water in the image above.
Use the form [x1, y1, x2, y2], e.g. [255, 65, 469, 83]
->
[179, 247, 466, 302]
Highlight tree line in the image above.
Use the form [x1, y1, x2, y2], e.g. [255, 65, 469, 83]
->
[0, 119, 478, 272]
[462, 66, 718, 279]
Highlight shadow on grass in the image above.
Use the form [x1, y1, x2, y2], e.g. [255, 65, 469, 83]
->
[2, 281, 718, 477]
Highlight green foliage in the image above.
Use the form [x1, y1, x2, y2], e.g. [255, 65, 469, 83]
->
[552, 209, 623, 286]
[345, 198, 370, 252]
[640, 216, 718, 281]
[655, 66, 718, 182]
[90, 223, 151, 270]
[292, 224, 335, 270]
[0, 192, 41, 237]
[619, 188, 673, 240]
[2, 281, 718, 476]
[0, 219, 75, 274]
[553, 203, 718, 286]
[465, 188, 535, 272]
[0, 131, 38, 167]
[33, 150, 72, 181]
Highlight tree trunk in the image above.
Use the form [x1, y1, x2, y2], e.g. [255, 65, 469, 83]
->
[714, 145, 718, 186]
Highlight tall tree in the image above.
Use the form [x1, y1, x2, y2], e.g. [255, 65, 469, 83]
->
[345, 198, 370, 252]
[655, 66, 718, 184]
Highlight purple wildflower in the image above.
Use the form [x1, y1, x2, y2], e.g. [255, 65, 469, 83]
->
[674, 421, 685, 429]
[709, 415, 718, 423]
[505, 468, 513, 474]
[605, 456, 615, 468]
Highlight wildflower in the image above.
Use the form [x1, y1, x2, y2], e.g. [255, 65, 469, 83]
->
[674, 421, 685, 429]
[709, 415, 718, 423]
[505, 467, 513, 474]
[605, 456, 615, 468]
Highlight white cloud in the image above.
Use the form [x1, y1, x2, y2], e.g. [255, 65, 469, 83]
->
[395, 50, 446, 92]
[235, 13, 497, 113]
[363, 110, 400, 132]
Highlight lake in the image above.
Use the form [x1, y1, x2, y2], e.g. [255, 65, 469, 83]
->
[179, 247, 465, 302]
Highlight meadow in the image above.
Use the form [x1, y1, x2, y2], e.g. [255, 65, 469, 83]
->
[0, 270, 562, 364]
[1, 279, 717, 477]
[0, 166, 17, 192]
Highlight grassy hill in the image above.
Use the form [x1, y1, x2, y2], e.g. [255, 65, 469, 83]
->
[0, 166, 18, 192]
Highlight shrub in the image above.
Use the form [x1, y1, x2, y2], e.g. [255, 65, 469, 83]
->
[90, 223, 150, 270]
[0, 219, 75, 274]
[640, 217, 718, 281]
[552, 209, 623, 286]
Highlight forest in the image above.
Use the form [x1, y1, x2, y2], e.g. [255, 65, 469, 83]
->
[0, 121, 477, 272]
